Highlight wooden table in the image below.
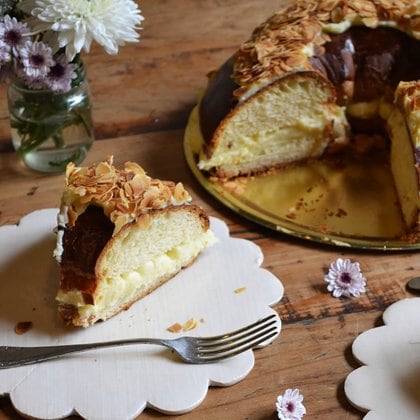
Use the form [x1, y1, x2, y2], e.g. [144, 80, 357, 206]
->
[0, 1, 419, 419]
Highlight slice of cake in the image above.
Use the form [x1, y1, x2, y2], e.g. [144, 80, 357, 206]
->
[54, 156, 216, 327]
[387, 82, 420, 232]
[198, 71, 348, 178]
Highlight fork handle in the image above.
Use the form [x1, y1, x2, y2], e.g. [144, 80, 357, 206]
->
[0, 338, 166, 369]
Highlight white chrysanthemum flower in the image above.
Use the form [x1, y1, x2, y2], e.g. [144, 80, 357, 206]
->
[276, 389, 306, 420]
[18, 39, 54, 78]
[19, 0, 144, 61]
[325, 258, 366, 298]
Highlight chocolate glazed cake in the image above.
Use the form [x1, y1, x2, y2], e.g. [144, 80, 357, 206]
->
[54, 157, 216, 327]
[195, 0, 420, 233]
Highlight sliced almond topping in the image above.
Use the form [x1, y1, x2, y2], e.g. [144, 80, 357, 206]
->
[167, 323, 183, 333]
[182, 318, 198, 332]
[232, 0, 415, 93]
[60, 156, 193, 235]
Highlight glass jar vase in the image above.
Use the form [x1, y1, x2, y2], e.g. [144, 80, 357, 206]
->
[8, 70, 94, 173]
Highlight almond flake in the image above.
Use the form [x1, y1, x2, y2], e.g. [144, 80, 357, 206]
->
[167, 323, 183, 333]
[232, 0, 415, 95]
[182, 318, 198, 332]
[60, 156, 192, 236]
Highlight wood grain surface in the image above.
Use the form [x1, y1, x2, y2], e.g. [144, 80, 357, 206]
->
[1, 1, 419, 419]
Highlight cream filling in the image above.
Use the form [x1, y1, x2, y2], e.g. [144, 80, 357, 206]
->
[346, 100, 380, 119]
[56, 230, 216, 321]
[346, 98, 394, 121]
[322, 19, 397, 34]
[199, 128, 325, 170]
[199, 107, 348, 170]
[322, 20, 353, 34]
[53, 206, 69, 263]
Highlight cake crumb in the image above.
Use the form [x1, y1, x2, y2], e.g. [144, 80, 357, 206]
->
[182, 318, 198, 332]
[14, 321, 33, 335]
[167, 322, 183, 333]
[168, 317, 200, 333]
[336, 208, 348, 218]
[234, 287, 247, 294]
[222, 177, 249, 196]
[319, 224, 330, 234]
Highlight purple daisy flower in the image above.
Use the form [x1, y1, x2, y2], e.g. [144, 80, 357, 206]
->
[276, 389, 306, 420]
[45, 54, 77, 93]
[18, 40, 54, 79]
[13, 57, 46, 90]
[0, 15, 30, 53]
[325, 258, 366, 298]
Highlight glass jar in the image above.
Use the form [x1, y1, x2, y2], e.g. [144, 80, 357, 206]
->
[8, 69, 94, 173]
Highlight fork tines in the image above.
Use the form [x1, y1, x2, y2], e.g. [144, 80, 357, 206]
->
[196, 314, 279, 361]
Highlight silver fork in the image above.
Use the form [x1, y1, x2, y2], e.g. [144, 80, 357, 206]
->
[0, 314, 279, 368]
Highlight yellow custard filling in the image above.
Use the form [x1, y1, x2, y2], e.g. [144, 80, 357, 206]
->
[56, 230, 215, 321]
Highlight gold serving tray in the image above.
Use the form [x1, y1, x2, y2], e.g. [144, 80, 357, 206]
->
[184, 106, 420, 251]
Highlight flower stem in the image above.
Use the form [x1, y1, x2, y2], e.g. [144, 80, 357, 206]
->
[52, 131, 64, 148]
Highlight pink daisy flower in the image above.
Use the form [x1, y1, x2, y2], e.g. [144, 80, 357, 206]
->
[45, 54, 77, 93]
[18, 40, 54, 79]
[0, 15, 30, 53]
[325, 258, 366, 298]
[276, 388, 306, 420]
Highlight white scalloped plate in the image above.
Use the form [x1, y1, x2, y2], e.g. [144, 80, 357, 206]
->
[345, 298, 420, 419]
[0, 209, 283, 419]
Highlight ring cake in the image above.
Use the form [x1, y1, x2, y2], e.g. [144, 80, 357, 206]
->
[195, 0, 420, 233]
[54, 157, 215, 327]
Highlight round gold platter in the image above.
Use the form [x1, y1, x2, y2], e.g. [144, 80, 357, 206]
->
[184, 106, 420, 251]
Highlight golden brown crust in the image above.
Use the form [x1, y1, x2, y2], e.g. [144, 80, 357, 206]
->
[57, 304, 78, 325]
[233, 0, 419, 95]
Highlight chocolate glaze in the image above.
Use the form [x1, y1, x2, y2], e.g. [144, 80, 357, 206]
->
[60, 205, 114, 295]
[310, 27, 420, 104]
[199, 27, 420, 144]
[199, 56, 239, 147]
